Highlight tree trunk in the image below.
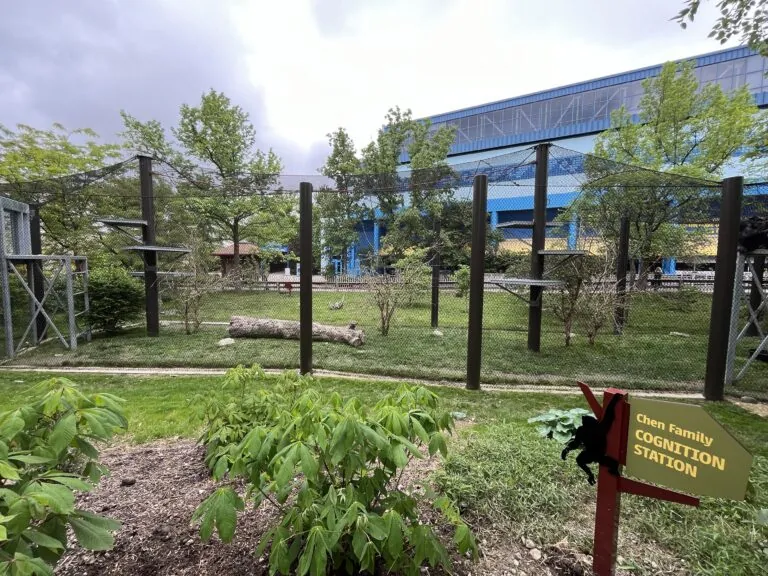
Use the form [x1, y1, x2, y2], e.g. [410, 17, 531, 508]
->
[232, 220, 241, 290]
[228, 316, 365, 347]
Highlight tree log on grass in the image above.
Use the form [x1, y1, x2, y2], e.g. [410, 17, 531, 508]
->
[228, 316, 365, 347]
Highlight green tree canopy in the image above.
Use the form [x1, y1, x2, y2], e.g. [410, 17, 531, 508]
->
[121, 90, 291, 278]
[675, 0, 768, 56]
[573, 60, 766, 281]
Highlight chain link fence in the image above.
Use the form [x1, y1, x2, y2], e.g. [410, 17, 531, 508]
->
[1, 147, 766, 397]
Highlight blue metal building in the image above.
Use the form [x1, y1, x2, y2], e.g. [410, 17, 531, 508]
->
[335, 46, 768, 276]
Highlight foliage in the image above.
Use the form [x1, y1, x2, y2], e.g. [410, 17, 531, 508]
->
[0, 377, 126, 574]
[573, 60, 764, 287]
[87, 266, 145, 333]
[675, 0, 768, 56]
[121, 90, 292, 281]
[454, 265, 470, 298]
[163, 228, 223, 334]
[192, 366, 476, 576]
[527, 408, 591, 443]
[364, 249, 431, 335]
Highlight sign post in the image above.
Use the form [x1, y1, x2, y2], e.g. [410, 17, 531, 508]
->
[575, 382, 753, 576]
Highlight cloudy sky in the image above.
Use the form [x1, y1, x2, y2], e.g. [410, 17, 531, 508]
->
[0, 0, 734, 173]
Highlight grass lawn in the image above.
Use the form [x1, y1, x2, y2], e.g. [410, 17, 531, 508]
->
[7, 288, 767, 396]
[1, 370, 765, 575]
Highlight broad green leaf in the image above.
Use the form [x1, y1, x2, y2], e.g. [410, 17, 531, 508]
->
[41, 474, 92, 492]
[212, 455, 228, 481]
[299, 444, 319, 480]
[22, 529, 66, 550]
[73, 437, 99, 460]
[0, 413, 25, 441]
[9, 552, 54, 576]
[68, 515, 117, 551]
[0, 460, 20, 481]
[365, 515, 388, 540]
[428, 433, 448, 457]
[8, 454, 54, 465]
[48, 413, 77, 455]
[32, 483, 76, 515]
[385, 511, 403, 560]
[192, 487, 242, 543]
[0, 524, 6, 542]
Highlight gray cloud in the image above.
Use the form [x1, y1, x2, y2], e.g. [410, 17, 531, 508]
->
[0, 0, 325, 173]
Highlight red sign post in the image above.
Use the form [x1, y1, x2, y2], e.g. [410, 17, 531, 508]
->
[577, 382, 700, 576]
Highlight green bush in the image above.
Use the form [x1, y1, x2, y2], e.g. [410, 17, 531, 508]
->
[87, 267, 144, 332]
[0, 377, 127, 574]
[453, 265, 470, 298]
[192, 366, 476, 576]
[527, 407, 590, 442]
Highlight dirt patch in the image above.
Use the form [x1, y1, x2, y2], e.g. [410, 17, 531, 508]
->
[732, 400, 768, 418]
[53, 436, 671, 576]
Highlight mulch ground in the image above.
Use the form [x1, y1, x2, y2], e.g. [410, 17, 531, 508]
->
[53, 438, 629, 576]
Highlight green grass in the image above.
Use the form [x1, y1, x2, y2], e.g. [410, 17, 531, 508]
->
[7, 288, 768, 395]
[1, 370, 765, 575]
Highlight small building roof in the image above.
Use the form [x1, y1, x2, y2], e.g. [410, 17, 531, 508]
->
[212, 243, 261, 257]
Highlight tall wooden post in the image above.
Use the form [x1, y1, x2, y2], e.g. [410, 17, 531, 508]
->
[29, 204, 46, 342]
[614, 216, 630, 334]
[528, 143, 550, 352]
[705, 176, 743, 400]
[466, 175, 487, 391]
[300, 182, 313, 375]
[139, 156, 159, 337]
[431, 217, 441, 329]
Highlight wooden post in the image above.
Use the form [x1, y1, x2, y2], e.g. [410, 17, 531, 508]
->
[139, 156, 159, 337]
[614, 216, 630, 334]
[300, 182, 313, 375]
[466, 175, 487, 391]
[705, 177, 743, 400]
[431, 217, 441, 329]
[29, 204, 46, 342]
[528, 143, 550, 352]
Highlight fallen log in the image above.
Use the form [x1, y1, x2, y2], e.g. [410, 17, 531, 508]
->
[228, 316, 365, 347]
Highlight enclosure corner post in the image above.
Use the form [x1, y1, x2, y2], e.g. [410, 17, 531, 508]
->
[528, 142, 550, 352]
[614, 216, 630, 334]
[139, 155, 159, 337]
[466, 175, 488, 390]
[30, 203, 46, 341]
[300, 182, 313, 375]
[431, 216, 441, 329]
[65, 256, 77, 350]
[705, 176, 743, 401]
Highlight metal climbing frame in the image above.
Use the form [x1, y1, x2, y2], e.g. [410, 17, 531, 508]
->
[725, 250, 768, 383]
[0, 196, 90, 358]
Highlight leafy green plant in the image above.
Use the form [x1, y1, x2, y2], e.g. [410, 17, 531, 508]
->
[0, 377, 127, 574]
[453, 265, 469, 298]
[87, 266, 144, 333]
[527, 408, 589, 443]
[192, 366, 476, 576]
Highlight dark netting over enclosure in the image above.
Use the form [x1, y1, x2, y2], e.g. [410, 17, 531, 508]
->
[0, 145, 765, 398]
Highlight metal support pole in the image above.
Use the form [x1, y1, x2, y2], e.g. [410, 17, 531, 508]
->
[614, 216, 630, 335]
[29, 204, 46, 341]
[0, 213, 13, 358]
[139, 156, 159, 337]
[83, 259, 92, 342]
[705, 176, 743, 401]
[466, 175, 488, 391]
[528, 142, 550, 352]
[431, 217, 441, 329]
[300, 182, 313, 375]
[747, 255, 765, 337]
[65, 256, 77, 350]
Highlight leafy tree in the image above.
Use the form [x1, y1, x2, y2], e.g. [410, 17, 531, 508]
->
[192, 367, 476, 576]
[121, 90, 289, 281]
[0, 377, 126, 573]
[318, 128, 365, 272]
[573, 60, 765, 285]
[87, 266, 145, 332]
[0, 123, 123, 256]
[675, 0, 768, 56]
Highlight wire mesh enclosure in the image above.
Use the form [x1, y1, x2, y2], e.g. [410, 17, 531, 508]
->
[0, 145, 765, 398]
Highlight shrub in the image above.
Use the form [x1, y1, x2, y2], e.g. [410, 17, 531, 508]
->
[453, 265, 470, 298]
[87, 266, 144, 332]
[192, 366, 476, 576]
[0, 377, 127, 573]
[527, 407, 589, 442]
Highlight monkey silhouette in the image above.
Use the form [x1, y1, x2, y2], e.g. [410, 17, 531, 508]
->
[739, 216, 768, 253]
[561, 394, 624, 485]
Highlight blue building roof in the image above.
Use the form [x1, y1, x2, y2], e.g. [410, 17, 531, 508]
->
[401, 46, 768, 161]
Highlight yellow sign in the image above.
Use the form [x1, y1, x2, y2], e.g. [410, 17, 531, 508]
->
[625, 397, 753, 500]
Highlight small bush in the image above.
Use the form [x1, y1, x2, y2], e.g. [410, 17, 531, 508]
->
[454, 265, 470, 298]
[527, 408, 590, 442]
[0, 378, 127, 573]
[87, 267, 144, 332]
[192, 366, 476, 576]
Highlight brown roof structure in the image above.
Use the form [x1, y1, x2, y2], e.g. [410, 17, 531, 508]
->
[212, 243, 260, 257]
